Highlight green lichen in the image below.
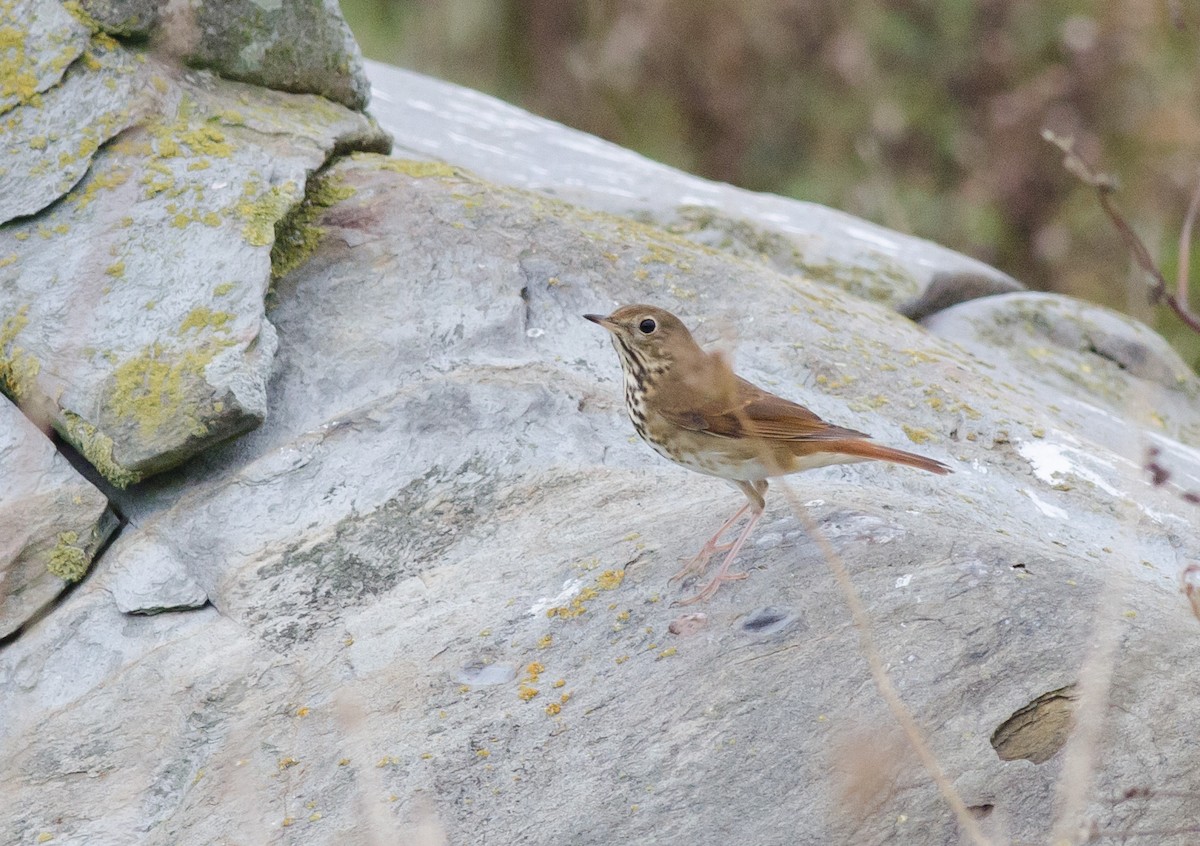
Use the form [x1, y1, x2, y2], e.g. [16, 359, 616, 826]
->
[902, 424, 934, 444]
[72, 165, 131, 210]
[0, 23, 40, 106]
[59, 411, 141, 488]
[371, 156, 459, 179]
[213, 282, 235, 296]
[237, 182, 297, 247]
[797, 258, 919, 304]
[179, 307, 233, 334]
[177, 124, 233, 158]
[109, 341, 228, 439]
[270, 174, 357, 280]
[0, 306, 40, 400]
[61, 1, 103, 33]
[48, 531, 89, 582]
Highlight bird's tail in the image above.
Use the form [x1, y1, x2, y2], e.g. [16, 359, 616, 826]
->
[821, 438, 953, 475]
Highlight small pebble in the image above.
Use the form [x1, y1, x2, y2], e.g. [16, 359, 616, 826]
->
[668, 613, 708, 636]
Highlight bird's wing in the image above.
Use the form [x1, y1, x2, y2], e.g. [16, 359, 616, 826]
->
[660, 376, 870, 442]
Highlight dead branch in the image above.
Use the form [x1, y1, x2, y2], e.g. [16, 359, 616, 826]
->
[1042, 130, 1200, 334]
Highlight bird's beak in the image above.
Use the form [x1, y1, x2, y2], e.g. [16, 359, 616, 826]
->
[583, 313, 615, 331]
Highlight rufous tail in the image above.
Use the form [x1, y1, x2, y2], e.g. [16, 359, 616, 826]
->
[821, 438, 952, 475]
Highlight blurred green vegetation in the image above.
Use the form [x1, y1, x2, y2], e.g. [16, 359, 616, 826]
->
[342, 0, 1200, 369]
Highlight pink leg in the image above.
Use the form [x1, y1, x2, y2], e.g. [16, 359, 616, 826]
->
[676, 506, 764, 605]
[669, 501, 750, 583]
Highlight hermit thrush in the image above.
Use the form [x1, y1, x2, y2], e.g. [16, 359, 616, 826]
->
[586, 304, 951, 603]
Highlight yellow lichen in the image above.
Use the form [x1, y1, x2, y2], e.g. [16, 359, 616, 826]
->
[237, 182, 296, 248]
[0, 306, 39, 400]
[372, 157, 459, 178]
[60, 411, 140, 487]
[596, 569, 625, 590]
[269, 174, 357, 279]
[48, 531, 89, 582]
[0, 24, 40, 105]
[108, 341, 230, 439]
[178, 307, 233, 334]
[901, 425, 934, 445]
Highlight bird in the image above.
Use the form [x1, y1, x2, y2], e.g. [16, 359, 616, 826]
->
[585, 304, 951, 603]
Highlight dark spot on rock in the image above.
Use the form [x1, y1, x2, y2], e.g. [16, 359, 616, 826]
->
[739, 606, 796, 635]
[967, 804, 994, 819]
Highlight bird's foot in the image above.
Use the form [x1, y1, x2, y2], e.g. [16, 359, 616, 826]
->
[674, 570, 748, 605]
[669, 540, 735, 583]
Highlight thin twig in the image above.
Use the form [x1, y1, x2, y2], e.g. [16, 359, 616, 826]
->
[1042, 130, 1200, 333]
[1177, 173, 1200, 309]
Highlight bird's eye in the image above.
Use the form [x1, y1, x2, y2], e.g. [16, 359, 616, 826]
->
[638, 318, 657, 334]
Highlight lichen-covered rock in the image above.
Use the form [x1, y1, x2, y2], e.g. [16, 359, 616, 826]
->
[75, 0, 158, 37]
[0, 399, 117, 638]
[2, 150, 1196, 844]
[0, 43, 390, 486]
[183, 0, 370, 110]
[0, 33, 144, 223]
[922, 292, 1200, 447]
[365, 60, 1021, 312]
[0, 0, 90, 113]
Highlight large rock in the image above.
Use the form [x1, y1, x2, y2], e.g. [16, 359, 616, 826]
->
[366, 60, 1023, 314]
[0, 399, 117, 638]
[2, 139, 1198, 846]
[177, 0, 370, 110]
[0, 8, 389, 488]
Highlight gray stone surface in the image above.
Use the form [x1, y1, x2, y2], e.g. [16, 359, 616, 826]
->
[107, 529, 207, 614]
[0, 33, 389, 487]
[0, 399, 116, 638]
[923, 291, 1200, 448]
[185, 0, 371, 110]
[2, 145, 1198, 845]
[366, 60, 1023, 312]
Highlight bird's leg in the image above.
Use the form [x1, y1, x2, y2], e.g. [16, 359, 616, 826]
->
[669, 501, 750, 583]
[676, 506, 764, 605]
[675, 480, 768, 604]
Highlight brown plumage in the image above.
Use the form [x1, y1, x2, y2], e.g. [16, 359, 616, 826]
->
[585, 304, 951, 602]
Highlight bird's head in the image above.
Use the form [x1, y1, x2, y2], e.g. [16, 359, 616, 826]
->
[584, 305, 702, 376]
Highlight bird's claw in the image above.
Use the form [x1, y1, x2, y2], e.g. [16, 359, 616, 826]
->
[673, 571, 748, 605]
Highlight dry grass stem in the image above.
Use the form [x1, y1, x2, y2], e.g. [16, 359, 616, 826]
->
[715, 338, 992, 844]
[774, 476, 994, 846]
[1042, 129, 1200, 333]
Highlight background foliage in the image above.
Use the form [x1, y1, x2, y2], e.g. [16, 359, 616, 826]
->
[342, 0, 1200, 368]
